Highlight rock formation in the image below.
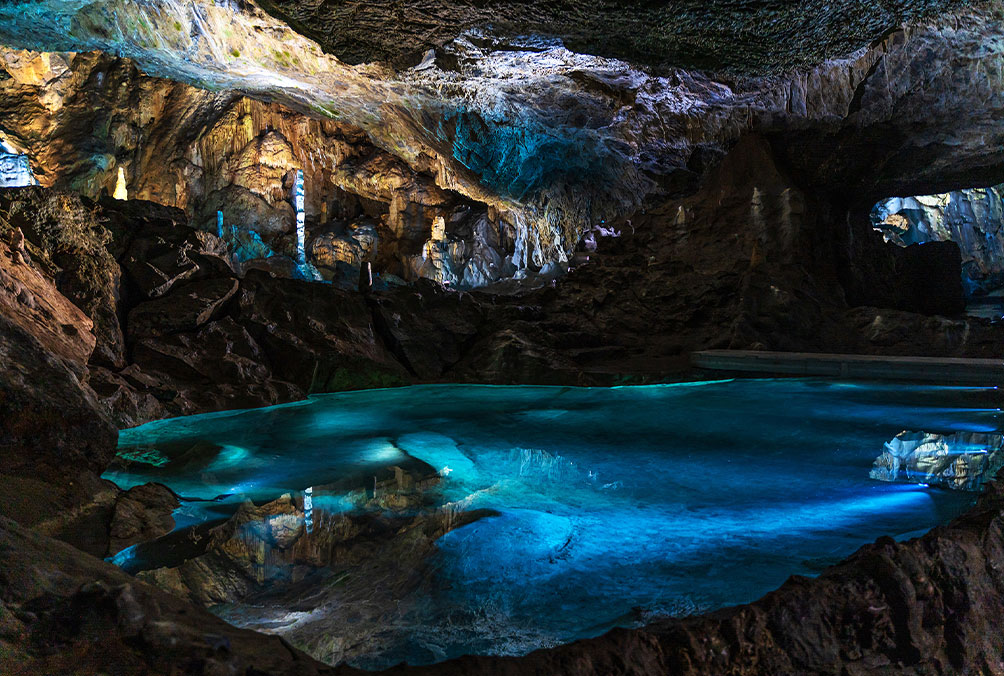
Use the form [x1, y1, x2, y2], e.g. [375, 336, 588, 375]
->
[872, 431, 1004, 491]
[1, 0, 1004, 674]
[874, 187, 1004, 296]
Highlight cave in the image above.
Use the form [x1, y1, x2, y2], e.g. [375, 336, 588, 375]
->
[2, 2, 1004, 675]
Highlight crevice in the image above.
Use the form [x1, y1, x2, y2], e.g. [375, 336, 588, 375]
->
[366, 295, 419, 378]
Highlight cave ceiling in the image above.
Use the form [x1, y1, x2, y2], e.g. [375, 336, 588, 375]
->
[0, 0, 1001, 272]
[253, 0, 971, 73]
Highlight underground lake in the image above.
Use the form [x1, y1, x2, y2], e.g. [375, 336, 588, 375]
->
[102, 378, 1000, 669]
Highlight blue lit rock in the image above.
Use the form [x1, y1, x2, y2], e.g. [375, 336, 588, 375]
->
[0, 141, 35, 187]
[4, 0, 1004, 291]
[871, 430, 1004, 491]
[872, 188, 1004, 296]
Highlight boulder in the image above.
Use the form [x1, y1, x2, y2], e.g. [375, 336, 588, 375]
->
[127, 277, 238, 338]
[0, 314, 116, 484]
[107, 483, 180, 556]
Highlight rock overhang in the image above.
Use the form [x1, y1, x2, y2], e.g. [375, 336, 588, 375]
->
[0, 0, 1003, 287]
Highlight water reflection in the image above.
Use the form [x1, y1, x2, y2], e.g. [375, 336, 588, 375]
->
[104, 379, 1001, 668]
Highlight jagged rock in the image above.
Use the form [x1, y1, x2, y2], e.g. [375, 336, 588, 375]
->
[871, 431, 1004, 491]
[127, 277, 238, 339]
[29, 479, 177, 559]
[368, 281, 484, 379]
[873, 187, 1004, 296]
[122, 244, 201, 299]
[199, 183, 295, 239]
[87, 365, 169, 428]
[0, 515, 340, 675]
[0, 188, 125, 367]
[235, 270, 408, 391]
[0, 314, 116, 484]
[107, 483, 180, 556]
[311, 230, 366, 268]
[130, 316, 303, 414]
[0, 232, 95, 365]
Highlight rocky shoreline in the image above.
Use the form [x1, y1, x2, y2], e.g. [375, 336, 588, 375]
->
[3, 465, 1003, 675]
[3, 1, 1004, 667]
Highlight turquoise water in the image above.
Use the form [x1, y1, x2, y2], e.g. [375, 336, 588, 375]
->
[104, 379, 999, 667]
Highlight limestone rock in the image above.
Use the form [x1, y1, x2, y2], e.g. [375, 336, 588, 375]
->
[127, 277, 239, 339]
[871, 431, 1004, 491]
[0, 515, 340, 675]
[0, 188, 125, 367]
[107, 483, 180, 556]
[88, 365, 169, 429]
[0, 232, 96, 365]
[0, 314, 116, 483]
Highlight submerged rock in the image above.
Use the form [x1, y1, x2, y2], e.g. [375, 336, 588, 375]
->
[871, 430, 1004, 491]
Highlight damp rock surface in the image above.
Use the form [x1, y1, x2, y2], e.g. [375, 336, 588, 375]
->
[871, 430, 1004, 491]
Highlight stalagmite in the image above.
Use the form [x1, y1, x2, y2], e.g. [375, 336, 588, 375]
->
[113, 166, 128, 200]
[303, 486, 313, 534]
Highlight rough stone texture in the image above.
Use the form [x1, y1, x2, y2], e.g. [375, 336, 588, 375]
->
[0, 51, 510, 288]
[0, 188, 124, 367]
[1, 1, 1003, 297]
[253, 0, 968, 73]
[2, 2, 1004, 672]
[26, 480, 178, 559]
[873, 187, 1004, 296]
[0, 515, 343, 676]
[106, 483, 180, 557]
[0, 313, 116, 483]
[126, 277, 238, 339]
[4, 127, 1002, 431]
[0, 228, 95, 365]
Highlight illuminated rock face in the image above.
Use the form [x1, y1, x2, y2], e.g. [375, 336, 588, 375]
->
[0, 141, 35, 187]
[871, 430, 1004, 491]
[1, 1, 1004, 293]
[0, 52, 530, 288]
[872, 188, 1004, 296]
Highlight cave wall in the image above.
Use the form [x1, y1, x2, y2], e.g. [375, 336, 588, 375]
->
[0, 2, 1002, 303]
[874, 187, 1004, 296]
[0, 50, 519, 288]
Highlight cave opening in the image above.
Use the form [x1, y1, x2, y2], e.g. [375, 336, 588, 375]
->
[870, 186, 1004, 319]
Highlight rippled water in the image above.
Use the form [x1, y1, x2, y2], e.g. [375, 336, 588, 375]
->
[104, 379, 1000, 668]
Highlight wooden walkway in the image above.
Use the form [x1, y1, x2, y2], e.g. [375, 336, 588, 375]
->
[691, 350, 1004, 386]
